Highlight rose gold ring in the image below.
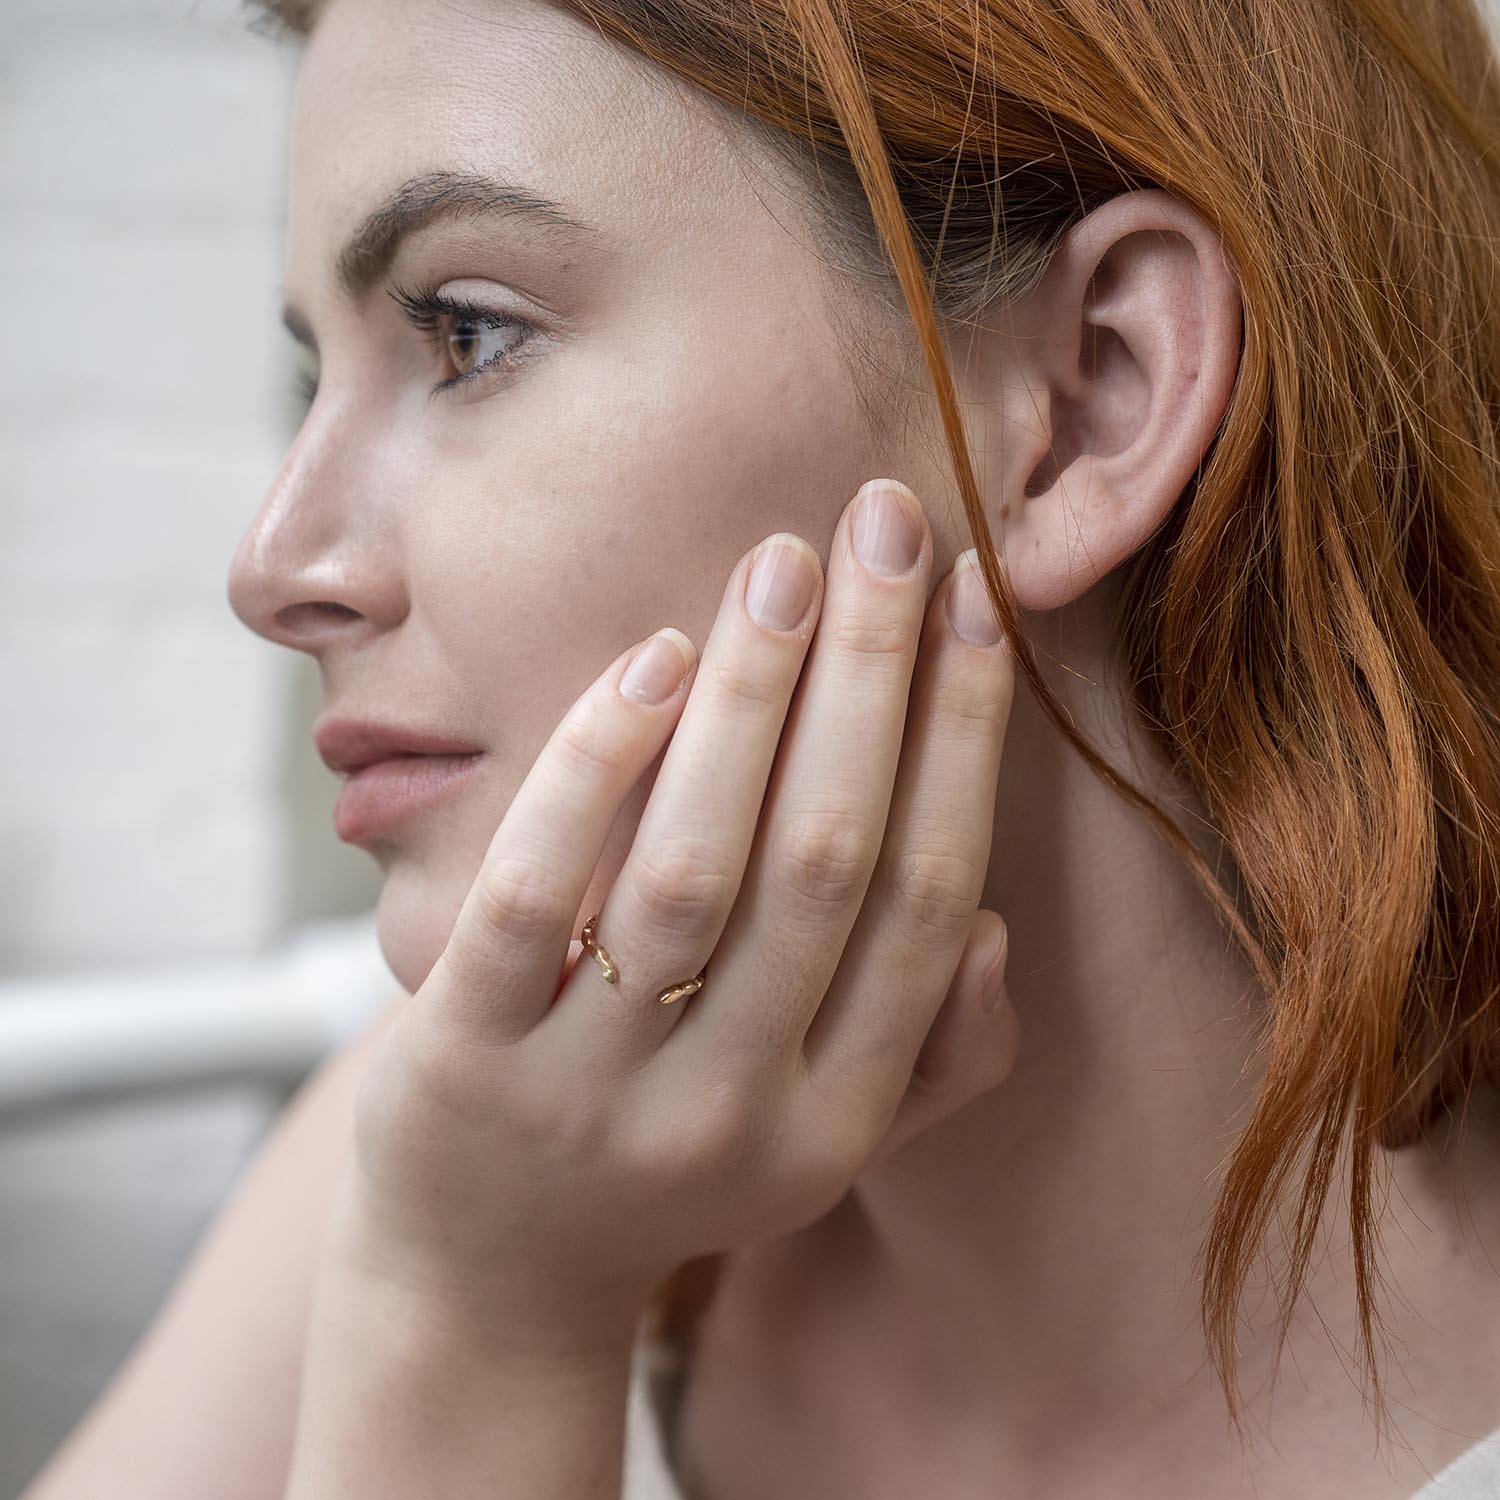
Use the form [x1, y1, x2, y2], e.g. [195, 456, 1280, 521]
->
[580, 912, 707, 1006]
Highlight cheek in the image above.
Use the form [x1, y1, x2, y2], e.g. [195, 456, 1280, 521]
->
[377, 315, 882, 938]
[547, 317, 879, 634]
[411, 314, 879, 714]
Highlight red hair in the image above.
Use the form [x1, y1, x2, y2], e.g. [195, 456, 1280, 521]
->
[251, 0, 1500, 1440]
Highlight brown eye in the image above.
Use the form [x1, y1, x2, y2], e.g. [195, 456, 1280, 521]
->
[449, 317, 482, 375]
[388, 282, 538, 392]
[445, 313, 526, 379]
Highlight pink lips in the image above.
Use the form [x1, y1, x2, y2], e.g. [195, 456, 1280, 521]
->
[330, 751, 482, 842]
[314, 717, 485, 843]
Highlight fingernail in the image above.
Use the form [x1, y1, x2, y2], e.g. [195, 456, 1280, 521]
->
[620, 628, 694, 704]
[851, 479, 923, 578]
[980, 936, 1009, 1013]
[745, 534, 819, 631]
[947, 549, 1003, 647]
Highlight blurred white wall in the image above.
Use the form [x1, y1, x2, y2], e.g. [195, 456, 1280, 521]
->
[0, 0, 381, 981]
[0, 6, 388, 1495]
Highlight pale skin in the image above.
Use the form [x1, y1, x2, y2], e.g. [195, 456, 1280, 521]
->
[32, 0, 1500, 1496]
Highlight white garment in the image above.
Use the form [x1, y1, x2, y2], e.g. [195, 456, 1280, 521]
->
[623, 1326, 689, 1500]
[621, 1324, 1500, 1500]
[1408, 1431, 1500, 1500]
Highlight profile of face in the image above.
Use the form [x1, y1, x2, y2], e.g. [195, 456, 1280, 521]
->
[227, 0, 1241, 996]
[226, 0, 964, 993]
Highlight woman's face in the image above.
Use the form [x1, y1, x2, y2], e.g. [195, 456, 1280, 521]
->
[227, 0, 963, 992]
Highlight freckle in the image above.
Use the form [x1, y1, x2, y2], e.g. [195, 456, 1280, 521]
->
[1000, 502, 1011, 519]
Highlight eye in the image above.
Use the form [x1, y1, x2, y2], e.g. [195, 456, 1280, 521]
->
[387, 280, 538, 395]
[445, 314, 525, 378]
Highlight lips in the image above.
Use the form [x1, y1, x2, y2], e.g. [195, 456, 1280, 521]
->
[314, 717, 486, 844]
[313, 717, 484, 777]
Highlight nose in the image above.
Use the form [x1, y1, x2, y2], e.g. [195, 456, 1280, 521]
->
[227, 416, 407, 657]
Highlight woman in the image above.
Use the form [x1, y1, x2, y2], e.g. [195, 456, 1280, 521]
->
[23, 0, 1500, 1495]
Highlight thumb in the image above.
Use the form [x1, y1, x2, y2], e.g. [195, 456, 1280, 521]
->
[866, 911, 1018, 1170]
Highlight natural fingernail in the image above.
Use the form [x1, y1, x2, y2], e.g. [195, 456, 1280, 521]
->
[947, 549, 1003, 648]
[620, 628, 695, 704]
[980, 933, 1009, 1013]
[852, 479, 923, 578]
[746, 534, 819, 632]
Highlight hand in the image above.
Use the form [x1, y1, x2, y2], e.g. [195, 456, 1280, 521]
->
[339, 477, 1019, 1356]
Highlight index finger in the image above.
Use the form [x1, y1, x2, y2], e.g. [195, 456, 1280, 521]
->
[429, 625, 699, 1046]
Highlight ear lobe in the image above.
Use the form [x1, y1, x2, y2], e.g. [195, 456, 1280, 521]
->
[992, 188, 1243, 611]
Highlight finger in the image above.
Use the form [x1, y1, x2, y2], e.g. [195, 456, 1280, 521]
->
[428, 627, 698, 1046]
[672, 477, 933, 1072]
[534, 530, 824, 1064]
[553, 940, 586, 1005]
[865, 912, 1018, 1170]
[799, 543, 1014, 1132]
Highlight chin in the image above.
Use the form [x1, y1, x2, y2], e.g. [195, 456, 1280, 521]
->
[372, 859, 470, 996]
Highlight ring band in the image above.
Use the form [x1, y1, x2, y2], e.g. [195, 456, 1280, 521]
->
[580, 912, 707, 1006]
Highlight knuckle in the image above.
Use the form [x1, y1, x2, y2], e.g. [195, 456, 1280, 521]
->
[883, 844, 984, 937]
[626, 1076, 760, 1186]
[630, 836, 737, 930]
[791, 1094, 881, 1195]
[474, 856, 569, 939]
[554, 705, 627, 782]
[702, 653, 786, 713]
[947, 674, 1015, 737]
[772, 806, 878, 911]
[824, 607, 915, 662]
[677, 1101, 759, 1184]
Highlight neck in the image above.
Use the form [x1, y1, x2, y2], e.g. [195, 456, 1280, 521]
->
[680, 596, 1500, 1493]
[843, 653, 1274, 1435]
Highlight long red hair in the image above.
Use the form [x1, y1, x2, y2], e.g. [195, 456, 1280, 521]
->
[253, 0, 1500, 1439]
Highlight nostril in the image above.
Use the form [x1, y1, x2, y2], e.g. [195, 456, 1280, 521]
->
[262, 599, 368, 651]
[275, 600, 361, 633]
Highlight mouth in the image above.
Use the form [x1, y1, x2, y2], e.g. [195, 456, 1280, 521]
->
[313, 717, 486, 842]
[330, 750, 484, 843]
[314, 717, 486, 776]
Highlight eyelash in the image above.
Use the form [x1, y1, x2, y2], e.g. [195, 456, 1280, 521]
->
[292, 283, 538, 407]
[388, 279, 538, 397]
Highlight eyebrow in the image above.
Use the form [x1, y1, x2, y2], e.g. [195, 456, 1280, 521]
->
[280, 169, 599, 349]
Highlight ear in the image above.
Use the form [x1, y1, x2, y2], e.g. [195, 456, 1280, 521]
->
[971, 188, 1243, 611]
